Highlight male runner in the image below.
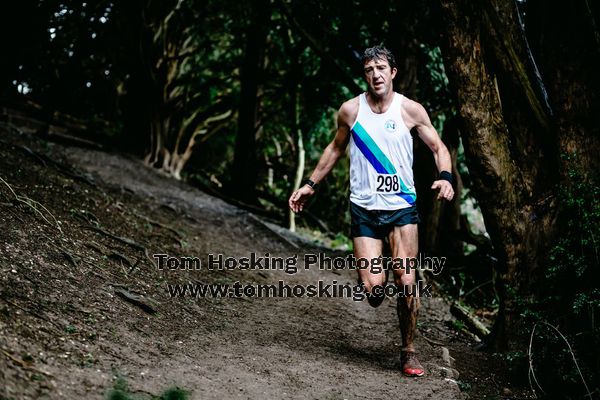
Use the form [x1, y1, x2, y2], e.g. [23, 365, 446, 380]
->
[288, 46, 454, 377]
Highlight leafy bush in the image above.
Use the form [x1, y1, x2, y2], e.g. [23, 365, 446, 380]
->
[521, 159, 599, 399]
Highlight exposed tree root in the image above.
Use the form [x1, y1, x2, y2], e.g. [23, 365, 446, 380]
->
[132, 210, 183, 238]
[0, 176, 62, 233]
[0, 294, 63, 331]
[83, 225, 155, 272]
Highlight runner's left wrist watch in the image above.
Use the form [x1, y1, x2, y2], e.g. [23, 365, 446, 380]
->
[302, 179, 318, 190]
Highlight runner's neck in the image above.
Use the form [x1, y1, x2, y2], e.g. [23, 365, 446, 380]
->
[365, 91, 396, 114]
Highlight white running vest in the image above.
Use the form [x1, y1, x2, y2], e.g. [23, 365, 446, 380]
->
[349, 92, 416, 210]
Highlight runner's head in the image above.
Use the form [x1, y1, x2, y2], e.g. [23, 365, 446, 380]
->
[361, 46, 397, 70]
[361, 46, 397, 98]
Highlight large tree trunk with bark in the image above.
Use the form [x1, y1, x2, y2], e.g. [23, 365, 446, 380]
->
[439, 0, 600, 350]
[440, 0, 547, 350]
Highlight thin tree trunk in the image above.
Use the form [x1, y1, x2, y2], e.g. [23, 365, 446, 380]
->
[289, 90, 304, 232]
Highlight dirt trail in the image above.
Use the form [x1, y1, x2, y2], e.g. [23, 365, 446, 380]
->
[0, 126, 465, 399]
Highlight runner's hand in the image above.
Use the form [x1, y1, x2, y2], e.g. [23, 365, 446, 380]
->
[431, 180, 454, 201]
[289, 185, 315, 213]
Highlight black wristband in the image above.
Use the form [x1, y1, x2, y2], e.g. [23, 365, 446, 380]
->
[302, 178, 318, 190]
[439, 171, 454, 185]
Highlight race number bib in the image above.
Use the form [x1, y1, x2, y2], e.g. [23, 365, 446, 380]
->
[375, 173, 401, 193]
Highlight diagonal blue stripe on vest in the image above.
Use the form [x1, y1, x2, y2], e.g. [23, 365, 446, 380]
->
[352, 122, 397, 174]
[351, 128, 389, 174]
[397, 192, 416, 205]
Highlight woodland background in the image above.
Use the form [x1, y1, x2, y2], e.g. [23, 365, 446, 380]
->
[1, 1, 599, 398]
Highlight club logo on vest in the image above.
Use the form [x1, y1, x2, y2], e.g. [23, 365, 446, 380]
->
[384, 119, 397, 132]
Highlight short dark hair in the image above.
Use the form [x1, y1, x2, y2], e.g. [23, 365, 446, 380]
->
[361, 46, 396, 70]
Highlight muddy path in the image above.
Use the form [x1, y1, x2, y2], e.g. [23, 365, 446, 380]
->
[0, 126, 467, 399]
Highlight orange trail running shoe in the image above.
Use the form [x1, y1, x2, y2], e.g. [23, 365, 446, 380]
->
[401, 351, 425, 377]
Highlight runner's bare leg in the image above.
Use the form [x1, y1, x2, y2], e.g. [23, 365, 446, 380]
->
[388, 224, 419, 352]
[353, 237, 385, 296]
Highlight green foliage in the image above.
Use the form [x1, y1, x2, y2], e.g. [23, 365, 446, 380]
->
[160, 388, 189, 400]
[493, 350, 528, 380]
[107, 377, 131, 400]
[517, 156, 600, 398]
[106, 377, 189, 400]
[451, 319, 465, 331]
[418, 44, 453, 133]
[330, 232, 352, 250]
[456, 380, 472, 392]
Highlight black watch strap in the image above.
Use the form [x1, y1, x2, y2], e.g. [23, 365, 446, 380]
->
[439, 170, 454, 186]
[302, 179, 318, 190]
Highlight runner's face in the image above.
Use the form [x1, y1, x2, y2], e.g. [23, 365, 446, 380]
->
[363, 58, 397, 97]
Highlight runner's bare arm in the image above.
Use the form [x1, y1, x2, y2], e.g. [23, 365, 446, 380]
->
[307, 101, 355, 184]
[401, 98, 454, 201]
[288, 99, 357, 213]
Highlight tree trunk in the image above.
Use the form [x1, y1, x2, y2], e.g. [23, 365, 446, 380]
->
[439, 0, 600, 350]
[286, 34, 305, 232]
[441, 0, 539, 348]
[229, 0, 270, 203]
[289, 104, 304, 232]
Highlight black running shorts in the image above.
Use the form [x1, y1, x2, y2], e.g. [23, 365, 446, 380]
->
[350, 202, 420, 239]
